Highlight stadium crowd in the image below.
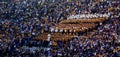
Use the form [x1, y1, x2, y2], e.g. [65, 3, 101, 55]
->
[0, 0, 120, 57]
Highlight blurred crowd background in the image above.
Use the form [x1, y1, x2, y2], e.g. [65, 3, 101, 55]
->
[0, 0, 120, 57]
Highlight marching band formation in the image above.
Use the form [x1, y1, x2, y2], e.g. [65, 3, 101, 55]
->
[50, 23, 97, 33]
[67, 13, 110, 19]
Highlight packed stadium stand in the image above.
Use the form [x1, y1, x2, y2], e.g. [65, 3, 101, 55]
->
[0, 0, 120, 57]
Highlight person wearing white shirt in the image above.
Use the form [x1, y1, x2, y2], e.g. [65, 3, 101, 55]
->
[83, 14, 85, 19]
[64, 29, 67, 32]
[100, 14, 103, 17]
[47, 34, 51, 41]
[60, 29, 63, 32]
[55, 29, 58, 33]
[74, 30, 76, 32]
[50, 28, 54, 32]
[90, 14, 92, 18]
[69, 29, 72, 32]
